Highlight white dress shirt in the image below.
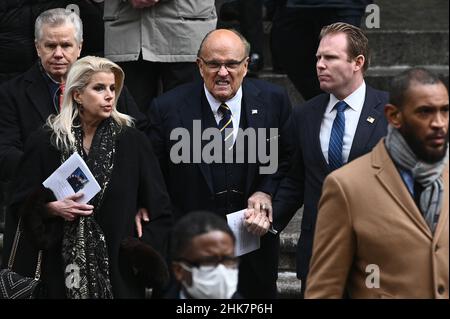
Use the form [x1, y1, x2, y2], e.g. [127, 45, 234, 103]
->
[320, 81, 366, 164]
[204, 85, 242, 143]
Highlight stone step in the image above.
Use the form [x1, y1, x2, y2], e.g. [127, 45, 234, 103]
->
[372, 0, 449, 31]
[277, 271, 302, 299]
[367, 30, 449, 67]
[365, 65, 449, 92]
[259, 0, 449, 69]
[219, 1, 449, 69]
[278, 208, 301, 272]
[218, 0, 449, 31]
[263, 27, 449, 69]
[257, 65, 449, 105]
[257, 72, 305, 106]
[279, 241, 297, 272]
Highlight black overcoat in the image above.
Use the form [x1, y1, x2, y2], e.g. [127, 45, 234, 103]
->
[2, 126, 172, 298]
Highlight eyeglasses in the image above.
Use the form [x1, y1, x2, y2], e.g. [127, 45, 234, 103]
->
[178, 256, 239, 270]
[199, 57, 248, 72]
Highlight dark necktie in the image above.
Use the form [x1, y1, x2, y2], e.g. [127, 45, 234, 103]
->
[218, 103, 234, 142]
[328, 100, 348, 171]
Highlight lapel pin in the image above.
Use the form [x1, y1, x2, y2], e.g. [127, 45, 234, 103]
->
[367, 116, 375, 124]
[252, 109, 258, 115]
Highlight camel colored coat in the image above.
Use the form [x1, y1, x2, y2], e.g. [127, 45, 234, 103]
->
[306, 140, 449, 299]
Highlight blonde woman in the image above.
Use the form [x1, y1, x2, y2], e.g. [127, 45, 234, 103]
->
[3, 56, 172, 298]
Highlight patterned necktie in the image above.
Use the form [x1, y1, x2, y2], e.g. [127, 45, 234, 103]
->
[218, 103, 234, 142]
[328, 100, 348, 171]
[58, 83, 65, 112]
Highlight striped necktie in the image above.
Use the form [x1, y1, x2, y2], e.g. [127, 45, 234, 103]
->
[328, 100, 348, 171]
[218, 103, 234, 142]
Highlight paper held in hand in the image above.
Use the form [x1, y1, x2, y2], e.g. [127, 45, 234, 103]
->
[42, 152, 101, 204]
[226, 209, 260, 256]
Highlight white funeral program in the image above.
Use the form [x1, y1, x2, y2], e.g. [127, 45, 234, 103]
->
[226, 209, 260, 256]
[43, 152, 101, 204]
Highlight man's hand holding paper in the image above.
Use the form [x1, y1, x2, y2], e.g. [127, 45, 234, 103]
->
[244, 208, 270, 236]
[227, 206, 276, 257]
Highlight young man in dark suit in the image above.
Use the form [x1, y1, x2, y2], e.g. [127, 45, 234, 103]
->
[146, 29, 295, 298]
[273, 22, 389, 297]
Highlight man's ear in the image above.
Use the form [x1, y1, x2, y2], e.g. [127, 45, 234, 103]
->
[77, 41, 83, 58]
[172, 262, 192, 286]
[35, 41, 41, 58]
[384, 103, 402, 128]
[354, 54, 365, 72]
[172, 262, 184, 283]
[196, 58, 204, 78]
[244, 58, 249, 77]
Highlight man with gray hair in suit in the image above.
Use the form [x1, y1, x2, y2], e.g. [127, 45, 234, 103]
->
[0, 8, 144, 183]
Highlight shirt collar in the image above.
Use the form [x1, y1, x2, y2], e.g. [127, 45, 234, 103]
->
[38, 59, 63, 86]
[398, 167, 415, 195]
[204, 85, 243, 116]
[328, 81, 366, 113]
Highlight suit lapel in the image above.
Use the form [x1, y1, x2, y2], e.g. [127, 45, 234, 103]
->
[374, 143, 433, 239]
[25, 64, 54, 122]
[307, 95, 330, 173]
[179, 83, 214, 193]
[242, 80, 266, 195]
[348, 86, 385, 161]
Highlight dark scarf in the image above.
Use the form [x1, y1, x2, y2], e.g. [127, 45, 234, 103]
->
[385, 125, 448, 233]
[60, 117, 120, 298]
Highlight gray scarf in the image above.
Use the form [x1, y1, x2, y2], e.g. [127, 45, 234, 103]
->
[385, 125, 448, 233]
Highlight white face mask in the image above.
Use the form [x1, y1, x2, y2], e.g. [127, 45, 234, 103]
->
[181, 263, 238, 299]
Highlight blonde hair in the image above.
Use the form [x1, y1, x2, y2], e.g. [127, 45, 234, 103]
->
[47, 56, 134, 152]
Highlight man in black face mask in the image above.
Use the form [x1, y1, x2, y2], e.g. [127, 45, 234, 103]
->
[306, 68, 449, 299]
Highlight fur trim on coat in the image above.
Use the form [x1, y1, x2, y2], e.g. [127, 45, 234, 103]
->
[21, 186, 63, 250]
[120, 237, 170, 289]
